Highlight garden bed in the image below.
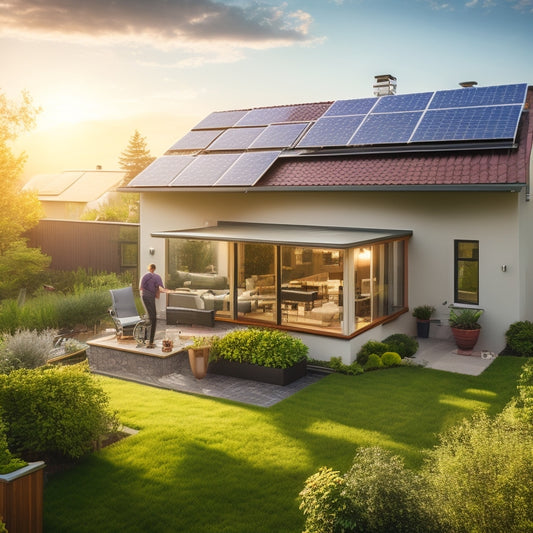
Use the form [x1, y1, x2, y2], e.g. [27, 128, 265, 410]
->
[207, 358, 307, 386]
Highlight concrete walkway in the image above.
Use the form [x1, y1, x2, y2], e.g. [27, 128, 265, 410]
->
[412, 337, 498, 376]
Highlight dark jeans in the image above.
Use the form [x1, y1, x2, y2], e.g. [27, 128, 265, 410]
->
[142, 295, 157, 344]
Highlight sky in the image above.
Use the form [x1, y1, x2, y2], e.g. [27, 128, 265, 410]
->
[3, 0, 533, 179]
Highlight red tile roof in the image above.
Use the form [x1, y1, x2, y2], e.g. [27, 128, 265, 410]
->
[258, 89, 532, 190]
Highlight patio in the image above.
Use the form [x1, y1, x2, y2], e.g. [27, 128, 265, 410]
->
[86, 321, 498, 407]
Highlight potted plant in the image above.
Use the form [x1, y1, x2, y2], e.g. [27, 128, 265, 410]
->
[186, 336, 218, 379]
[412, 305, 435, 338]
[449, 308, 483, 351]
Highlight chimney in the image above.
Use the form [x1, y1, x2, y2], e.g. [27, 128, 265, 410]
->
[459, 81, 478, 88]
[373, 74, 397, 96]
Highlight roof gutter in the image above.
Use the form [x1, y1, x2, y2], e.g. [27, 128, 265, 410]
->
[119, 183, 526, 194]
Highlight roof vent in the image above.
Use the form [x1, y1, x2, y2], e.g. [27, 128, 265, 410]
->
[459, 81, 478, 88]
[373, 74, 397, 96]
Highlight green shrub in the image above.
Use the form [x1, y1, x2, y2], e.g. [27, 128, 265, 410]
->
[364, 353, 383, 370]
[0, 412, 27, 474]
[356, 340, 389, 366]
[0, 290, 113, 334]
[212, 328, 308, 368]
[382, 333, 419, 358]
[342, 447, 436, 533]
[504, 320, 533, 357]
[328, 357, 364, 376]
[0, 363, 118, 460]
[424, 411, 533, 533]
[299, 466, 353, 533]
[381, 351, 402, 367]
[0, 329, 56, 373]
[508, 358, 533, 426]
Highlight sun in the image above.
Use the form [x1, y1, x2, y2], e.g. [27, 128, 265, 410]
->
[36, 89, 111, 130]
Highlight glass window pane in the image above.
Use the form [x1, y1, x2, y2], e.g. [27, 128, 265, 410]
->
[281, 246, 343, 332]
[166, 239, 231, 318]
[236, 243, 277, 322]
[455, 240, 479, 304]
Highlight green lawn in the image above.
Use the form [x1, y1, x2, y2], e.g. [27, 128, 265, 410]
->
[43, 357, 525, 533]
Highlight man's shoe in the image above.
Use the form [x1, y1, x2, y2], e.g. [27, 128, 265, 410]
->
[147, 343, 156, 349]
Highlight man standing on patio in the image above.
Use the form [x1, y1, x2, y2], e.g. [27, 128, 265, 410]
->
[139, 263, 172, 348]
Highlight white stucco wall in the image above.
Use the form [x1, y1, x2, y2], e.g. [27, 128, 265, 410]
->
[139, 188, 530, 361]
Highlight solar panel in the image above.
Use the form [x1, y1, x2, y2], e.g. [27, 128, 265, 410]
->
[323, 98, 377, 117]
[169, 153, 240, 186]
[128, 155, 195, 186]
[429, 83, 528, 109]
[168, 129, 224, 151]
[236, 105, 311, 127]
[249, 123, 309, 149]
[297, 115, 366, 147]
[215, 151, 281, 186]
[192, 109, 249, 130]
[411, 104, 523, 142]
[351, 112, 423, 145]
[372, 92, 433, 113]
[206, 127, 265, 151]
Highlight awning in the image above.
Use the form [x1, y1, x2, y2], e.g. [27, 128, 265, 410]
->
[152, 221, 412, 249]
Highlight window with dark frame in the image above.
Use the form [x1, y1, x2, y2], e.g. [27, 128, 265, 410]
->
[454, 240, 479, 305]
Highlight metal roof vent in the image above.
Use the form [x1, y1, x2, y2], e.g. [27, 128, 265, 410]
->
[373, 74, 397, 96]
[459, 81, 478, 88]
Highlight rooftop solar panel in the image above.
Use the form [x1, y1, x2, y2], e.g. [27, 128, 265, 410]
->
[430, 83, 528, 109]
[236, 105, 309, 127]
[323, 98, 377, 117]
[169, 153, 240, 186]
[372, 92, 433, 113]
[206, 127, 265, 151]
[168, 129, 224, 151]
[411, 104, 523, 142]
[193, 110, 249, 130]
[249, 123, 309, 149]
[128, 155, 195, 186]
[215, 151, 281, 186]
[351, 112, 423, 145]
[297, 115, 366, 147]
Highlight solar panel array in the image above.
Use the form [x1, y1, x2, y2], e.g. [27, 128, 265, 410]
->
[128, 83, 528, 188]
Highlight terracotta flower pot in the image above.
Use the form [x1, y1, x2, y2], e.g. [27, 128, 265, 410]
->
[451, 327, 481, 351]
[188, 346, 210, 379]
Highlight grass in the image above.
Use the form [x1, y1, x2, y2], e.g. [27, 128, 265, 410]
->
[43, 356, 525, 532]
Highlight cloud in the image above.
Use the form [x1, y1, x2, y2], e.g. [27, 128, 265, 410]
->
[0, 0, 316, 49]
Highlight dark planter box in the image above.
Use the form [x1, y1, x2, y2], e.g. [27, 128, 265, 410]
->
[208, 358, 307, 386]
[416, 319, 430, 338]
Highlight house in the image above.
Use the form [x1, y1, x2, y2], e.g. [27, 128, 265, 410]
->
[124, 78, 533, 362]
[23, 167, 126, 220]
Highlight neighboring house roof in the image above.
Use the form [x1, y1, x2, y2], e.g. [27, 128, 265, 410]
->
[24, 170, 126, 203]
[126, 84, 532, 192]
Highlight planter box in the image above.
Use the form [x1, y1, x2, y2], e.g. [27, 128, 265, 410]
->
[208, 358, 307, 386]
[0, 461, 45, 533]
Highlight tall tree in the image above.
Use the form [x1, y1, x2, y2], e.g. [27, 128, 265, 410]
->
[0, 90, 50, 298]
[118, 130, 155, 185]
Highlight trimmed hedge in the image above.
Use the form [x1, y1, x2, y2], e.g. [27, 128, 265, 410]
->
[210, 329, 308, 369]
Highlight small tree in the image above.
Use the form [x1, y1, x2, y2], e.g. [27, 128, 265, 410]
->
[0, 90, 49, 298]
[118, 130, 155, 185]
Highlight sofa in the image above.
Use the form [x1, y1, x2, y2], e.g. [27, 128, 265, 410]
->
[171, 270, 228, 290]
[166, 292, 215, 327]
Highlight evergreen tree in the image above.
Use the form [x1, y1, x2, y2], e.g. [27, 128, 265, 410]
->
[118, 130, 155, 185]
